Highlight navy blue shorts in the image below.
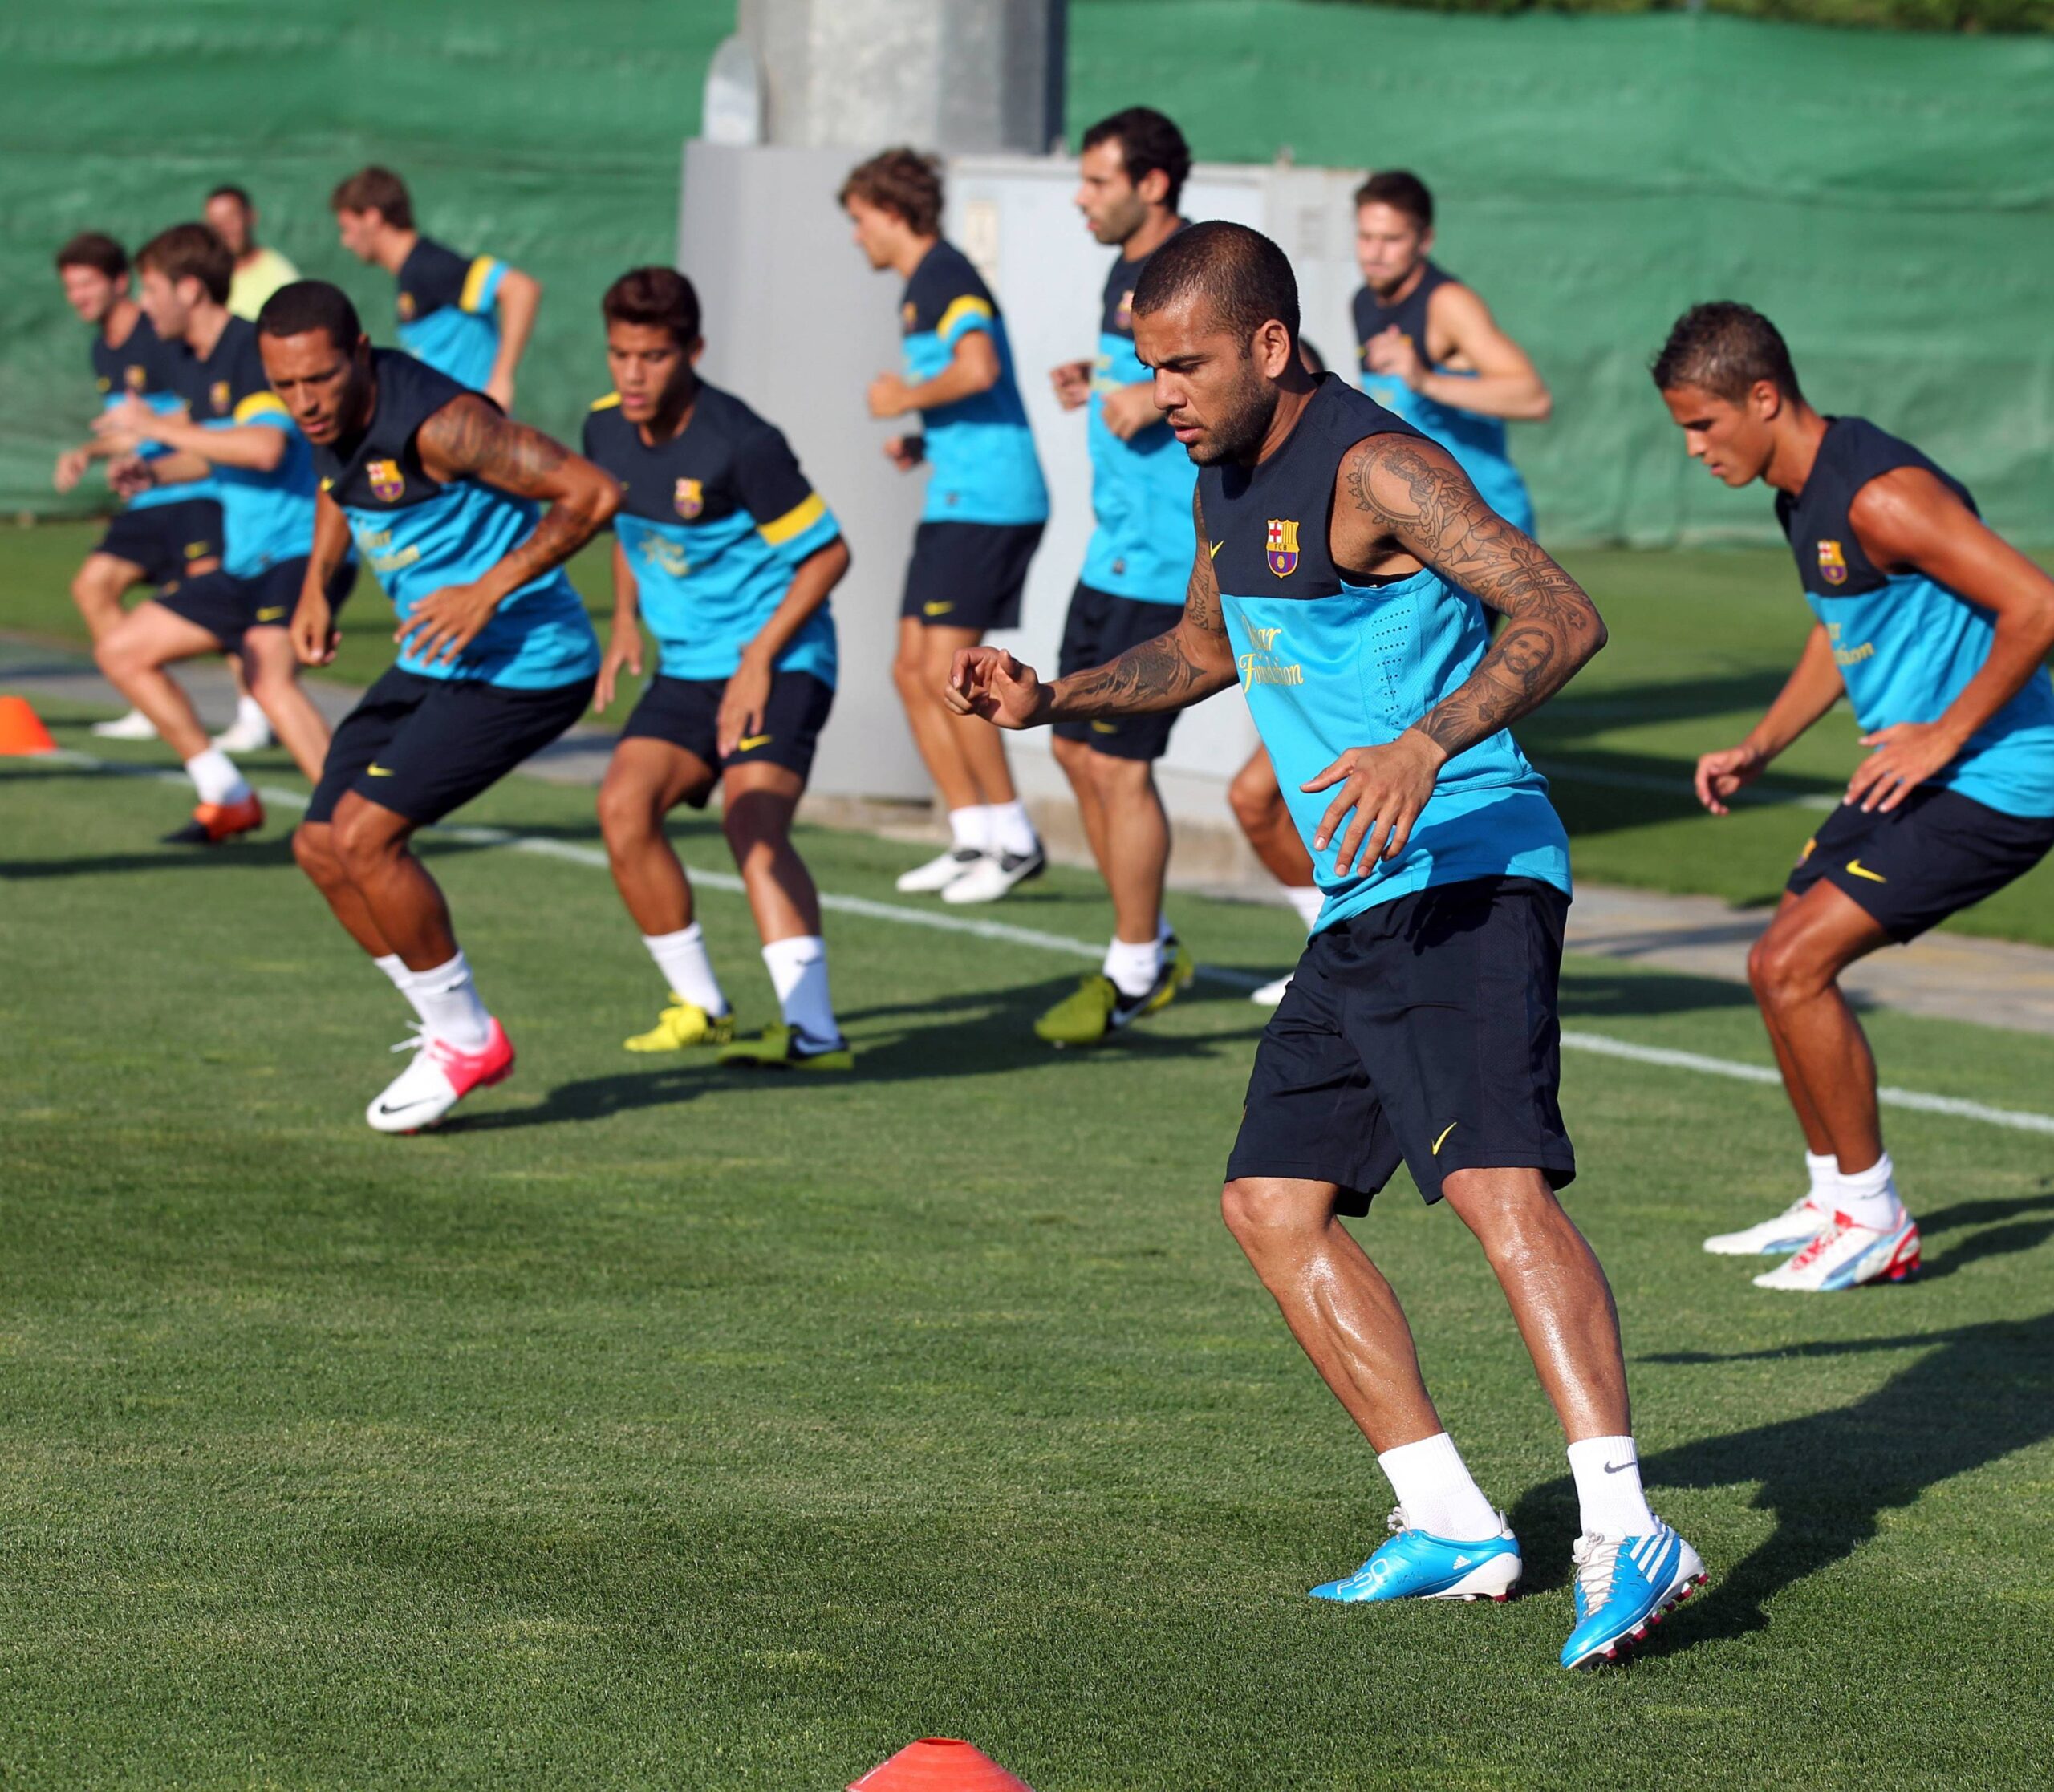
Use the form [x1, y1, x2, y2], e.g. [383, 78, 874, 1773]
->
[901, 521, 1042, 632]
[1786, 785, 2054, 943]
[156, 556, 355, 653]
[1226, 876, 1576, 1213]
[1051, 582, 1184, 762]
[305, 665, 595, 828]
[93, 498, 222, 588]
[619, 670, 834, 801]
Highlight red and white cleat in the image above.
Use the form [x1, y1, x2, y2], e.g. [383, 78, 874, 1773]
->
[366, 1019, 515, 1133]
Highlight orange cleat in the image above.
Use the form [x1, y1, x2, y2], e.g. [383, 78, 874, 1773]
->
[162, 793, 265, 845]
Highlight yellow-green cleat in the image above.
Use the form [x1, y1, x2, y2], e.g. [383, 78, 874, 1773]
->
[715, 1023, 854, 1072]
[1033, 934, 1190, 1048]
[623, 995, 735, 1053]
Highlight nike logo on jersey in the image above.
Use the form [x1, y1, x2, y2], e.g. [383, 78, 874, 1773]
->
[1431, 1121, 1459, 1155]
[923, 600, 954, 617]
[1845, 858, 1887, 882]
[735, 733, 773, 752]
[367, 764, 396, 777]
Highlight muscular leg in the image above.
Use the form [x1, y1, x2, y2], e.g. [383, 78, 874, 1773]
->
[92, 602, 222, 761]
[237, 627, 331, 780]
[329, 791, 457, 971]
[1229, 743, 1317, 887]
[721, 761, 818, 944]
[293, 820, 396, 958]
[71, 553, 145, 642]
[1081, 749, 1169, 947]
[925, 626, 1017, 807]
[1053, 733, 1111, 869]
[891, 617, 984, 812]
[1747, 882, 1893, 1174]
[597, 738, 715, 935]
[1438, 1167, 1630, 1443]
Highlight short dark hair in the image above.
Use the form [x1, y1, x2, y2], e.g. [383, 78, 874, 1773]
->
[838, 148, 944, 238]
[602, 266, 701, 348]
[1651, 302, 1804, 403]
[256, 279, 364, 350]
[331, 165, 414, 231]
[136, 223, 233, 306]
[207, 184, 254, 211]
[1131, 219, 1298, 350]
[55, 232, 127, 280]
[1354, 169, 1434, 232]
[1081, 107, 1192, 212]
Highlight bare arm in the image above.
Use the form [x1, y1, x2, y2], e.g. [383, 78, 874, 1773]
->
[485, 266, 542, 412]
[716, 537, 852, 756]
[1694, 623, 1845, 815]
[593, 536, 642, 714]
[871, 333, 1001, 418]
[291, 489, 355, 667]
[1419, 283, 1551, 421]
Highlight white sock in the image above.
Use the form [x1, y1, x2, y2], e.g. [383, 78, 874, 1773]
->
[983, 799, 1038, 859]
[1804, 1149, 1839, 1210]
[1376, 1432, 1500, 1542]
[183, 747, 250, 806]
[1285, 884, 1325, 927]
[947, 806, 985, 853]
[1567, 1435, 1658, 1539]
[1834, 1152, 1902, 1229]
[762, 935, 838, 1047]
[235, 692, 267, 730]
[407, 950, 491, 1051]
[1103, 933, 1163, 1000]
[642, 923, 729, 1017]
[372, 953, 428, 1022]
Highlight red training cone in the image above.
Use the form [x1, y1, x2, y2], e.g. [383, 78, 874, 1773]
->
[849, 1737, 1035, 1792]
[0, 695, 58, 756]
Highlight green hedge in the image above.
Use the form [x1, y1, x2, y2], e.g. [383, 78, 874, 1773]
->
[1313, 0, 2054, 30]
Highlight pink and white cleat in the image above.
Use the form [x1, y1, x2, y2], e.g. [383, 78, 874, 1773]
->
[366, 1020, 515, 1133]
[1752, 1206, 1921, 1291]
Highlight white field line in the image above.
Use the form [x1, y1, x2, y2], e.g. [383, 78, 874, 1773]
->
[1534, 759, 1839, 813]
[40, 751, 2054, 1137]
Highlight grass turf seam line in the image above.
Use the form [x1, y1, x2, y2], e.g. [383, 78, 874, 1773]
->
[47, 750, 2054, 1137]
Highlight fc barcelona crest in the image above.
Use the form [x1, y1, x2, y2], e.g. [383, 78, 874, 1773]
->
[209, 379, 231, 416]
[900, 300, 918, 332]
[1817, 539, 1848, 586]
[675, 477, 704, 521]
[368, 458, 405, 502]
[1266, 518, 1301, 578]
[397, 292, 416, 321]
[125, 363, 148, 391]
[1114, 286, 1135, 332]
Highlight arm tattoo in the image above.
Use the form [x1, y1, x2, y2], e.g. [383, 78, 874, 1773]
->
[1343, 435, 1605, 755]
[420, 395, 570, 494]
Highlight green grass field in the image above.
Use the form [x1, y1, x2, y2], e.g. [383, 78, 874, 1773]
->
[4, 695, 2052, 1788]
[7, 522, 2053, 945]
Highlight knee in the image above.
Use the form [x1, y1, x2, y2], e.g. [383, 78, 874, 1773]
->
[331, 806, 398, 878]
[1748, 929, 1814, 1006]
[1220, 1178, 1317, 1264]
[1051, 733, 1087, 776]
[293, 822, 345, 888]
[1228, 766, 1277, 833]
[92, 630, 135, 679]
[891, 650, 926, 701]
[596, 776, 658, 849]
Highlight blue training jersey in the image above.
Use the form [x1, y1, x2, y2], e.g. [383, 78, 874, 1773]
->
[899, 241, 1047, 526]
[172, 315, 314, 577]
[92, 311, 206, 513]
[314, 350, 598, 690]
[395, 236, 506, 392]
[1199, 376, 1569, 933]
[1778, 416, 2054, 818]
[1082, 237, 1197, 603]
[583, 382, 841, 686]
[1354, 262, 1535, 535]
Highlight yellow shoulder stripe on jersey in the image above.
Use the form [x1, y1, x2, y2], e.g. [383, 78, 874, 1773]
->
[460, 255, 502, 314]
[233, 391, 289, 424]
[590, 391, 622, 411]
[935, 294, 994, 340]
[758, 492, 827, 547]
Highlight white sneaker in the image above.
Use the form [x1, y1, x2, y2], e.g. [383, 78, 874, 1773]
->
[1251, 974, 1293, 1006]
[366, 1020, 514, 1133]
[895, 846, 984, 894]
[941, 842, 1047, 905]
[1752, 1206, 1921, 1291]
[91, 707, 158, 740]
[1703, 1195, 1835, 1256]
[211, 711, 275, 752]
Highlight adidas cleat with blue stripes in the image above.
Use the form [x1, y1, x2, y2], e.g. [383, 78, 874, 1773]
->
[1310, 1507, 1522, 1604]
[1561, 1520, 1707, 1668]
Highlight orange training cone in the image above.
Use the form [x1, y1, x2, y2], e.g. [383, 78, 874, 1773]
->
[849, 1737, 1035, 1792]
[0, 695, 57, 756]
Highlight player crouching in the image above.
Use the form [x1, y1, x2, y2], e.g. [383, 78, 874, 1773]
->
[587, 269, 854, 1070]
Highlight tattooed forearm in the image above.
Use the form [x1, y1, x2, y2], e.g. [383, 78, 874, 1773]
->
[1342, 434, 1605, 757]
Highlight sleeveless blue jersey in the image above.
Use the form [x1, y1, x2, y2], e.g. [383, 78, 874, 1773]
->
[583, 382, 841, 686]
[92, 312, 205, 512]
[314, 351, 598, 690]
[899, 241, 1047, 526]
[1778, 416, 2054, 818]
[172, 315, 314, 577]
[1199, 376, 1569, 932]
[1354, 262, 1534, 534]
[395, 236, 505, 392]
[1082, 237, 1197, 603]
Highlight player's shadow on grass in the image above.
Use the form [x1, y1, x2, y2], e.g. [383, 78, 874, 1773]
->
[1508, 1298, 2054, 1653]
[0, 835, 309, 879]
[1559, 966, 1760, 1021]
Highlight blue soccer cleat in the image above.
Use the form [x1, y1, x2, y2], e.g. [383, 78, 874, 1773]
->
[1560, 1520, 1707, 1668]
[1310, 1507, 1523, 1603]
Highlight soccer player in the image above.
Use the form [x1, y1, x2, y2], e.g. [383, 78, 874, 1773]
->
[88, 225, 335, 842]
[1655, 302, 2054, 1291]
[950, 223, 1704, 1670]
[258, 280, 616, 1133]
[51, 231, 223, 744]
[585, 267, 854, 1070]
[841, 147, 1050, 904]
[204, 184, 300, 322]
[1036, 106, 1200, 1045]
[330, 167, 541, 410]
